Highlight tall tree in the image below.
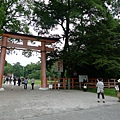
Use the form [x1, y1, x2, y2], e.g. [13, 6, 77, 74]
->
[32, 0, 117, 78]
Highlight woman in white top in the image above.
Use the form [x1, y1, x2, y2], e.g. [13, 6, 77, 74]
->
[96, 78, 105, 103]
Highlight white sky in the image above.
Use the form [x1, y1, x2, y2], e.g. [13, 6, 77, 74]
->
[6, 54, 40, 66]
[6, 51, 40, 66]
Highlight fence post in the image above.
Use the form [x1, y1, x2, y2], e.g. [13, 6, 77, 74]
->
[108, 79, 110, 88]
[63, 78, 66, 90]
[72, 78, 74, 89]
[114, 79, 116, 86]
[68, 78, 70, 90]
[54, 78, 57, 89]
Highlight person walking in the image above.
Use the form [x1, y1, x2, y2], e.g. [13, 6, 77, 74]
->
[13, 76, 16, 86]
[18, 77, 21, 86]
[5, 76, 9, 84]
[24, 77, 28, 89]
[31, 78, 35, 90]
[96, 78, 105, 103]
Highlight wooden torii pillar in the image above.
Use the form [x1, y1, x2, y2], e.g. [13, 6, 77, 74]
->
[0, 36, 8, 91]
[39, 41, 47, 90]
[0, 32, 59, 91]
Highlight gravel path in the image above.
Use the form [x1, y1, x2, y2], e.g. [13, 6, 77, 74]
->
[0, 84, 118, 120]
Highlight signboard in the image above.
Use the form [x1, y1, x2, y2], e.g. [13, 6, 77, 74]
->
[55, 60, 63, 72]
[79, 75, 88, 82]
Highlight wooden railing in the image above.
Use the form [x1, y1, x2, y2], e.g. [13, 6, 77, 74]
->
[47, 78, 117, 89]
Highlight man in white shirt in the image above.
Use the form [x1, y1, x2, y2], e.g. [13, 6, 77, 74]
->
[96, 78, 105, 103]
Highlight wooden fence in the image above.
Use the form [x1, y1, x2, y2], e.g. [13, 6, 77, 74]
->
[48, 78, 117, 89]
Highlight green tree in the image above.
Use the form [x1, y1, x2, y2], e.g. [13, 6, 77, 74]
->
[25, 62, 41, 79]
[0, 0, 37, 73]
[46, 64, 58, 78]
[12, 62, 23, 77]
[32, 0, 119, 78]
[4, 63, 13, 76]
[0, 0, 33, 33]
[69, 14, 120, 78]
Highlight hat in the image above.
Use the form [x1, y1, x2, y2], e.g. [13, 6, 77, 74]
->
[118, 79, 120, 83]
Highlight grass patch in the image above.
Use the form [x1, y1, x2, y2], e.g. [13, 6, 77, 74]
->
[28, 79, 41, 85]
[28, 79, 53, 85]
[104, 88, 117, 97]
[88, 88, 117, 97]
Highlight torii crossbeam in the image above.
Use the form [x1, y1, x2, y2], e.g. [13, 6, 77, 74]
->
[0, 31, 59, 91]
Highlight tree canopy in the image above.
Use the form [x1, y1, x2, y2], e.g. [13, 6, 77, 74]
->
[0, 0, 33, 33]
[31, 0, 120, 79]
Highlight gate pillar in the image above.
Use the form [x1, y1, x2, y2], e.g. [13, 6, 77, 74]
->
[0, 36, 8, 91]
[39, 41, 48, 90]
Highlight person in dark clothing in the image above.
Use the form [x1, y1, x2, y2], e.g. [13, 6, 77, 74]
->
[9, 77, 12, 84]
[6, 77, 9, 84]
[18, 77, 21, 86]
[83, 76, 88, 91]
[13, 77, 16, 86]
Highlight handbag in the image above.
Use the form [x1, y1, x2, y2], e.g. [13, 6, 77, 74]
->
[83, 85, 87, 89]
[83, 83, 87, 89]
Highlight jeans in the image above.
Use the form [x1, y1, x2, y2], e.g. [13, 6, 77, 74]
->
[98, 92, 105, 99]
[24, 84, 27, 89]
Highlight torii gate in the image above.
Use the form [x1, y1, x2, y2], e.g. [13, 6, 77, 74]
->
[0, 31, 59, 91]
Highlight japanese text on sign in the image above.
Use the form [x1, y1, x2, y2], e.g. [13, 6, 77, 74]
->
[55, 60, 63, 72]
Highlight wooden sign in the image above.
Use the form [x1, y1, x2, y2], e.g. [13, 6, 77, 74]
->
[55, 60, 63, 72]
